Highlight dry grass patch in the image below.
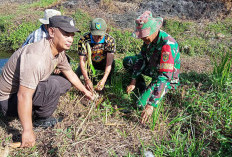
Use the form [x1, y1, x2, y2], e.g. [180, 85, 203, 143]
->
[0, 89, 172, 156]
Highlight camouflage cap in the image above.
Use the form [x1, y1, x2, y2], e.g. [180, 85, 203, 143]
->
[133, 11, 163, 39]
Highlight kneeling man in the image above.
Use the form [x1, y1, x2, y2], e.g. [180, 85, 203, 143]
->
[0, 16, 94, 148]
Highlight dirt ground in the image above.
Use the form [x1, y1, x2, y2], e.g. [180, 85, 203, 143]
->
[62, 0, 232, 27]
[0, 0, 231, 156]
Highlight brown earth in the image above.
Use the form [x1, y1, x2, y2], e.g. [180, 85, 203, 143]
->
[0, 0, 230, 156]
[181, 55, 213, 73]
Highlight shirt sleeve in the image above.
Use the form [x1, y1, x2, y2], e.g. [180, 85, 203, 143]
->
[20, 53, 44, 89]
[77, 36, 87, 56]
[131, 52, 146, 79]
[56, 52, 72, 71]
[131, 43, 148, 79]
[104, 36, 116, 53]
[22, 32, 34, 47]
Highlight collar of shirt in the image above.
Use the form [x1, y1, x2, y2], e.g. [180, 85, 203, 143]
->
[153, 30, 162, 46]
[90, 34, 105, 44]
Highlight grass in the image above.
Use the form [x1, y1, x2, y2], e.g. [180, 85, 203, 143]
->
[30, 0, 60, 8]
[211, 51, 232, 90]
[0, 1, 232, 156]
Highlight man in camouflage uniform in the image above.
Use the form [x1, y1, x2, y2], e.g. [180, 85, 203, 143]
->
[124, 11, 180, 123]
[77, 18, 116, 92]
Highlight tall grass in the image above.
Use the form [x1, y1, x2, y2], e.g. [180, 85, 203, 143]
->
[135, 54, 232, 156]
[211, 51, 232, 90]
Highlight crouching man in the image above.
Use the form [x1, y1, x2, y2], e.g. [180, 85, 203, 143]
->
[76, 18, 115, 91]
[124, 11, 180, 124]
[0, 16, 94, 148]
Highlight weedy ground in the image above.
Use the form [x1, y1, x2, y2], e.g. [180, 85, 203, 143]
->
[0, 0, 231, 156]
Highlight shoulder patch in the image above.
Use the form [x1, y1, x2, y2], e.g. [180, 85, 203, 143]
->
[160, 45, 174, 72]
[162, 51, 169, 62]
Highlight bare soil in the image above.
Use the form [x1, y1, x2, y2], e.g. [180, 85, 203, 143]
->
[0, 0, 230, 156]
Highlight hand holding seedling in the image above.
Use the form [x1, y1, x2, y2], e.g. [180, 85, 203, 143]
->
[83, 88, 95, 100]
[96, 79, 106, 91]
[85, 79, 94, 93]
[53, 68, 61, 75]
[126, 79, 136, 94]
[141, 105, 154, 124]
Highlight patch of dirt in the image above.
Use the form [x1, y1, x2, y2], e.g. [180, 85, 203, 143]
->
[62, 0, 232, 28]
[181, 54, 213, 73]
[0, 0, 228, 156]
[0, 92, 169, 156]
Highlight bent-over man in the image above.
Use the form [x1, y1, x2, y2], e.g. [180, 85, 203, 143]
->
[124, 11, 180, 124]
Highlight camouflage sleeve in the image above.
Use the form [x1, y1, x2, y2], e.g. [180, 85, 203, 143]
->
[131, 52, 146, 79]
[77, 37, 87, 56]
[147, 44, 175, 107]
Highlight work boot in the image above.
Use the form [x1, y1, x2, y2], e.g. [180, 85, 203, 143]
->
[33, 116, 63, 128]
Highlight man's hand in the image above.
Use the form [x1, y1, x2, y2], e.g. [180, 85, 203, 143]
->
[141, 105, 154, 124]
[126, 79, 136, 94]
[53, 68, 61, 75]
[21, 129, 36, 148]
[85, 79, 94, 92]
[95, 79, 106, 91]
[83, 89, 95, 101]
[62, 70, 95, 100]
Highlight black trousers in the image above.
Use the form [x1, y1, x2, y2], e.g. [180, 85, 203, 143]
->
[0, 75, 71, 118]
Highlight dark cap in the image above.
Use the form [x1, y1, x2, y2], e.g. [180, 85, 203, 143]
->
[49, 15, 81, 33]
[90, 18, 107, 36]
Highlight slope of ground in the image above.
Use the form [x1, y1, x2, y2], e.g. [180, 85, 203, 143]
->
[0, 0, 231, 156]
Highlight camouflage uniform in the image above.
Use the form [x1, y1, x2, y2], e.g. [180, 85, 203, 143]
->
[123, 30, 180, 108]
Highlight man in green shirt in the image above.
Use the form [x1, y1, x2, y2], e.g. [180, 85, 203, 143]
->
[124, 11, 180, 124]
